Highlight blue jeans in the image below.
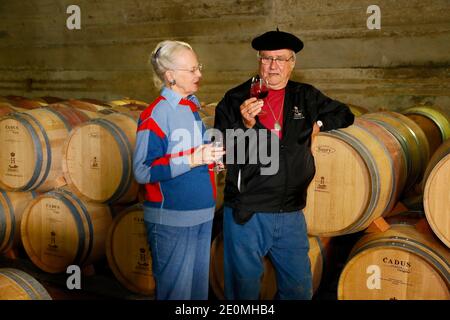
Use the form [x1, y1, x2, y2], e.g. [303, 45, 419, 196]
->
[223, 206, 312, 300]
[145, 220, 213, 300]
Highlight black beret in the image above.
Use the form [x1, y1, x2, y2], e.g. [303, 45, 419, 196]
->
[251, 29, 304, 53]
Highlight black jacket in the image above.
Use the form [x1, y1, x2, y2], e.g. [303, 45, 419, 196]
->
[214, 79, 354, 223]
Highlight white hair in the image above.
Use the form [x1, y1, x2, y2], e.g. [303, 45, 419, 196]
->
[150, 40, 193, 89]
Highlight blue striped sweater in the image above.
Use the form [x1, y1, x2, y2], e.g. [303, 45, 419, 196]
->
[132, 87, 216, 227]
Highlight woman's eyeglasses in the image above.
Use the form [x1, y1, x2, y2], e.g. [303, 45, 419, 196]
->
[173, 64, 203, 74]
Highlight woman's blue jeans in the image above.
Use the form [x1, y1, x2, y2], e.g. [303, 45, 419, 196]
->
[145, 220, 213, 300]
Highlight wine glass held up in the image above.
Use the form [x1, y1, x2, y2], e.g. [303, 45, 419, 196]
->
[250, 75, 269, 99]
[250, 76, 268, 116]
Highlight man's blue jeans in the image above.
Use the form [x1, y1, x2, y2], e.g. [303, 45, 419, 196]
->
[223, 206, 312, 300]
[145, 220, 213, 300]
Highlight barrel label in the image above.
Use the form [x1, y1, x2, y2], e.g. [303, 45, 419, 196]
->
[315, 145, 336, 155]
[48, 230, 59, 250]
[131, 215, 152, 276]
[7, 152, 18, 171]
[5, 151, 23, 177]
[133, 244, 152, 276]
[90, 156, 100, 169]
[4, 125, 19, 134]
[314, 176, 329, 193]
[382, 257, 411, 274]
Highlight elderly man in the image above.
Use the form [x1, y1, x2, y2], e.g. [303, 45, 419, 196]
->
[214, 29, 354, 300]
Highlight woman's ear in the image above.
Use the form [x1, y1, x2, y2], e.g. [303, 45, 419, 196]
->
[165, 70, 174, 83]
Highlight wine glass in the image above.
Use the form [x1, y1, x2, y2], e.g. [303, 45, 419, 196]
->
[250, 75, 268, 116]
[212, 141, 225, 173]
[250, 75, 269, 99]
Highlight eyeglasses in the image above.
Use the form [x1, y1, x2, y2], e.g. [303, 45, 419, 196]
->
[172, 64, 203, 74]
[258, 55, 294, 66]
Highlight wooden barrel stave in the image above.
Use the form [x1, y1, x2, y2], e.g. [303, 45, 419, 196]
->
[105, 204, 155, 296]
[62, 113, 138, 203]
[0, 191, 36, 253]
[0, 107, 92, 192]
[20, 189, 112, 273]
[423, 140, 450, 248]
[0, 268, 52, 300]
[338, 222, 450, 300]
[305, 120, 403, 236]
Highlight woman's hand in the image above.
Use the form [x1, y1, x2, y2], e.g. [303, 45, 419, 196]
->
[188, 144, 226, 168]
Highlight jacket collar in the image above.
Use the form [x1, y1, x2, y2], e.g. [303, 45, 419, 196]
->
[160, 87, 200, 109]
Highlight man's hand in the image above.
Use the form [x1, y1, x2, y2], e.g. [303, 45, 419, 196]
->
[240, 97, 264, 128]
[311, 122, 321, 153]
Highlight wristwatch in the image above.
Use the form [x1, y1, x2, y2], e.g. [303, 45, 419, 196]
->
[316, 120, 323, 129]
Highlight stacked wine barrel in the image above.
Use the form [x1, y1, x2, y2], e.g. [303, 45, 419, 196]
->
[338, 216, 450, 300]
[304, 107, 449, 237]
[0, 95, 227, 299]
[422, 139, 450, 248]
[0, 268, 52, 300]
[0, 96, 146, 277]
[105, 204, 155, 296]
[1, 95, 448, 301]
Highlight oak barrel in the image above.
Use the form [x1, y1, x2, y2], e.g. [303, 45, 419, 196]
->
[109, 99, 148, 107]
[3, 96, 47, 110]
[209, 232, 329, 300]
[64, 99, 111, 113]
[338, 221, 450, 300]
[0, 103, 18, 117]
[423, 139, 450, 248]
[362, 111, 430, 190]
[0, 106, 92, 192]
[0, 268, 52, 300]
[0, 191, 36, 253]
[347, 104, 369, 117]
[20, 189, 112, 273]
[110, 103, 147, 121]
[105, 204, 155, 296]
[403, 106, 450, 157]
[304, 117, 407, 236]
[198, 102, 218, 119]
[62, 112, 139, 203]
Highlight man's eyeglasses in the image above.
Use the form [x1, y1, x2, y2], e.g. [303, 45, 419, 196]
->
[172, 64, 203, 74]
[258, 55, 294, 66]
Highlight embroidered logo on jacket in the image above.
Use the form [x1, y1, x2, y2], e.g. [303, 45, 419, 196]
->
[293, 106, 305, 119]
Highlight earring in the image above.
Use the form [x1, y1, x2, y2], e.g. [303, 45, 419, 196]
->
[169, 79, 176, 86]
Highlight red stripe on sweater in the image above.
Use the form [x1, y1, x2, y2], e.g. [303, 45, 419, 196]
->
[208, 163, 217, 200]
[137, 117, 166, 138]
[140, 96, 165, 121]
[152, 157, 170, 166]
[150, 147, 195, 167]
[179, 99, 198, 113]
[145, 183, 163, 202]
[168, 147, 195, 158]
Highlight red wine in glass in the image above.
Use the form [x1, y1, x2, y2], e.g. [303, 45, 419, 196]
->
[250, 76, 268, 116]
[250, 76, 269, 99]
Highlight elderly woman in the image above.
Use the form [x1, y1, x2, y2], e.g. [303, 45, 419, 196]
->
[133, 40, 224, 300]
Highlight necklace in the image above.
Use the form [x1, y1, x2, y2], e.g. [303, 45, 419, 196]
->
[265, 98, 284, 131]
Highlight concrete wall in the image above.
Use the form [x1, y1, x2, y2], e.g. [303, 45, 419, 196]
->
[0, 0, 449, 111]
